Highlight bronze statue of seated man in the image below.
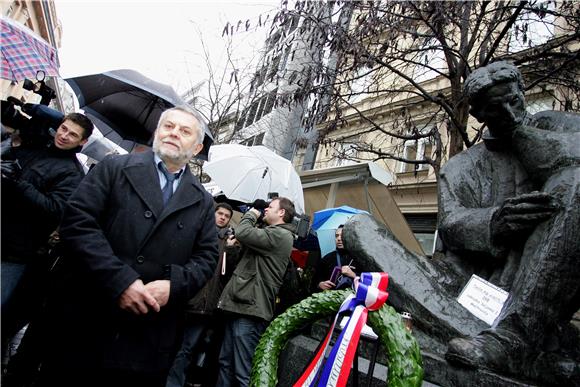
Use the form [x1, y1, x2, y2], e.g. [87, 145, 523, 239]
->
[343, 61, 579, 383]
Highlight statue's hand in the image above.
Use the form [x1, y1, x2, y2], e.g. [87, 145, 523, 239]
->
[491, 192, 558, 245]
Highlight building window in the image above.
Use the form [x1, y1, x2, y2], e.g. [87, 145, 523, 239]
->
[280, 47, 292, 74]
[269, 54, 281, 80]
[288, 14, 299, 34]
[240, 132, 265, 147]
[236, 89, 278, 131]
[335, 142, 358, 167]
[235, 110, 247, 132]
[404, 213, 437, 256]
[262, 89, 277, 116]
[245, 100, 260, 127]
[399, 135, 433, 173]
[254, 66, 267, 89]
[254, 132, 265, 145]
[400, 140, 432, 172]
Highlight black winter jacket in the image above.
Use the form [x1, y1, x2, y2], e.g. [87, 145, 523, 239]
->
[1, 144, 84, 262]
[185, 227, 240, 318]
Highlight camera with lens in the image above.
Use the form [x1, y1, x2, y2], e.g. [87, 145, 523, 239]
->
[225, 227, 235, 238]
[292, 213, 310, 240]
[1, 71, 61, 151]
[22, 71, 57, 106]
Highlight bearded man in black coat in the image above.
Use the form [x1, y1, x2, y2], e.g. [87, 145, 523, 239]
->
[37, 106, 218, 387]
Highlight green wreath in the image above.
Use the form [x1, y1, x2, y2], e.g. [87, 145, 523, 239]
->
[250, 289, 423, 387]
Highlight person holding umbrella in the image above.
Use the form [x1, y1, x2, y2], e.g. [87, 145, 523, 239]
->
[36, 106, 218, 387]
[312, 225, 359, 292]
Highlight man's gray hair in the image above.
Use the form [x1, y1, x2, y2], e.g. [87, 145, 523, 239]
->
[157, 105, 207, 145]
[464, 61, 524, 102]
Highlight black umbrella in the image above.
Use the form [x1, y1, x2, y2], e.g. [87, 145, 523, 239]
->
[66, 69, 213, 160]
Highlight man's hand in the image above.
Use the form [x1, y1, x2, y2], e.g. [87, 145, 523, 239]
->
[318, 280, 336, 290]
[226, 235, 238, 247]
[118, 279, 160, 315]
[248, 208, 262, 218]
[491, 192, 558, 244]
[1, 159, 22, 182]
[144, 280, 171, 308]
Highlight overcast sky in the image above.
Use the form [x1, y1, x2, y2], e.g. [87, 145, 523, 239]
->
[55, 0, 279, 95]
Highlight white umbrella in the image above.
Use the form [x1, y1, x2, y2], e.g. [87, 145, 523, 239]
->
[204, 144, 305, 214]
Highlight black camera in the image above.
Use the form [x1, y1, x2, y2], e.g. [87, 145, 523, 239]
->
[1, 81, 62, 151]
[22, 78, 56, 106]
[292, 213, 310, 240]
[225, 227, 235, 237]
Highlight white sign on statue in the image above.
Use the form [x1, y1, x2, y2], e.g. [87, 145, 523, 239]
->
[457, 274, 509, 326]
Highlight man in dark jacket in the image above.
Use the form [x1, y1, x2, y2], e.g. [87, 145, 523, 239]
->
[166, 202, 240, 387]
[37, 106, 219, 387]
[1, 112, 94, 352]
[216, 197, 296, 387]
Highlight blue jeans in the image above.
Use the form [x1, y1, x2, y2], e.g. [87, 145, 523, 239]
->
[165, 323, 205, 387]
[1, 262, 26, 307]
[216, 317, 268, 387]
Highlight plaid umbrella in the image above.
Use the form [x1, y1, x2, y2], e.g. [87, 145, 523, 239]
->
[1, 16, 60, 81]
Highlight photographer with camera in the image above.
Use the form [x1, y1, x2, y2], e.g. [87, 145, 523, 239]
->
[216, 197, 296, 387]
[166, 203, 240, 387]
[1, 112, 94, 355]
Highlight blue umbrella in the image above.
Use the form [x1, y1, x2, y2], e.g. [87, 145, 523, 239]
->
[312, 206, 368, 257]
[311, 205, 367, 230]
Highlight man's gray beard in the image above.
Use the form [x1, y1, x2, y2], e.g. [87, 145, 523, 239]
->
[152, 137, 194, 166]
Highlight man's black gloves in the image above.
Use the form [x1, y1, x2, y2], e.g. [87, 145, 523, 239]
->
[1, 159, 22, 182]
[251, 199, 269, 221]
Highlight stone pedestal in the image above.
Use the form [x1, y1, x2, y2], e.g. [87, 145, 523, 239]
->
[276, 318, 579, 386]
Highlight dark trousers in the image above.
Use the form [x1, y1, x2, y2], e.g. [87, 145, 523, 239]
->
[216, 316, 268, 387]
[1, 262, 46, 360]
[166, 323, 205, 387]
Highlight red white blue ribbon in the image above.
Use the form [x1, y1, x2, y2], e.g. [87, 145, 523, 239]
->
[294, 272, 389, 387]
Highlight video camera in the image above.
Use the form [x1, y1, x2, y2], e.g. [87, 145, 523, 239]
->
[292, 213, 310, 240]
[249, 193, 311, 240]
[1, 71, 61, 150]
[22, 70, 57, 106]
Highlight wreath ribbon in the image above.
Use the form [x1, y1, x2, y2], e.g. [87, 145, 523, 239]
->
[294, 272, 389, 387]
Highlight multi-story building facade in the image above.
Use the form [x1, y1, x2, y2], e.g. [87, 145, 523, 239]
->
[290, 1, 579, 253]
[225, 4, 333, 160]
[211, 2, 578, 254]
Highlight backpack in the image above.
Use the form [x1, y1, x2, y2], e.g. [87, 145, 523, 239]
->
[275, 259, 308, 316]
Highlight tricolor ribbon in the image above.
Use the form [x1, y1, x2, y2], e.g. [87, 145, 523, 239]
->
[294, 272, 389, 387]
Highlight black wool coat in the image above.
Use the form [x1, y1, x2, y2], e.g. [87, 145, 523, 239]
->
[47, 151, 218, 373]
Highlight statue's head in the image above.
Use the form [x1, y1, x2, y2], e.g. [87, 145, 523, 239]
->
[464, 61, 527, 140]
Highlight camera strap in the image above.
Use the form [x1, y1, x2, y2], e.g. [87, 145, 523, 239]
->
[221, 252, 227, 275]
